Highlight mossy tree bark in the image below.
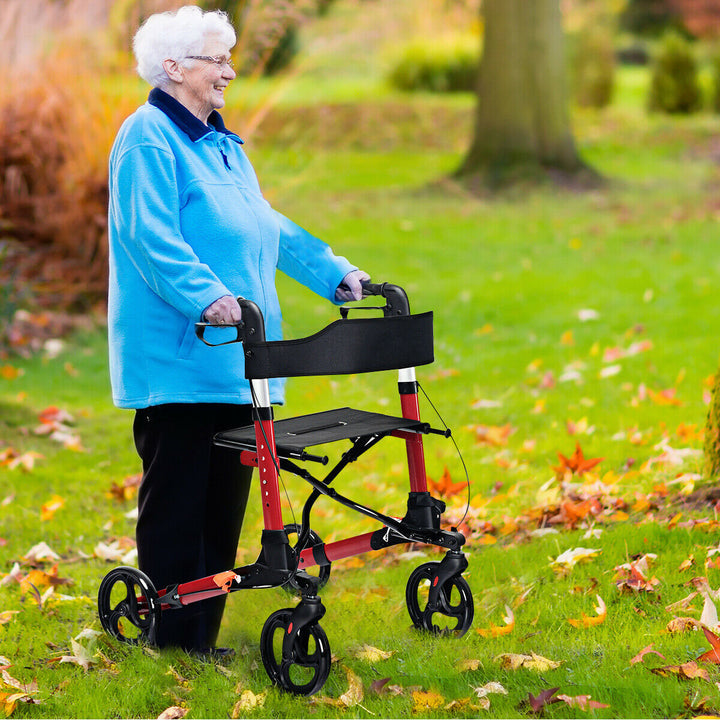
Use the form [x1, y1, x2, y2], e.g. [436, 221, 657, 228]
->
[456, 0, 595, 186]
[705, 370, 720, 477]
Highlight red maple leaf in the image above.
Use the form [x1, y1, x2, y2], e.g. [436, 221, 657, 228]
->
[698, 626, 720, 664]
[553, 442, 603, 479]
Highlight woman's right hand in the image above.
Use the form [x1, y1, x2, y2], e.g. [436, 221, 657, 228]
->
[203, 295, 242, 325]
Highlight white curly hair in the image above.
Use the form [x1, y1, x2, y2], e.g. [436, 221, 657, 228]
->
[133, 5, 236, 88]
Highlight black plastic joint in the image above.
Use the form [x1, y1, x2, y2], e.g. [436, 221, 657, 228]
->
[312, 543, 331, 567]
[260, 529, 293, 569]
[398, 381, 419, 395]
[252, 406, 274, 422]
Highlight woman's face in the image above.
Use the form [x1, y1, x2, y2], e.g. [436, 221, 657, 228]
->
[177, 35, 236, 122]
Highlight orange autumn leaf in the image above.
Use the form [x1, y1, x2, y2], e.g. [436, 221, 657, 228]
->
[412, 689, 445, 712]
[427, 466, 467, 498]
[647, 387, 683, 406]
[19, 565, 71, 595]
[553, 442, 603, 479]
[0, 365, 22, 380]
[568, 595, 606, 628]
[474, 424, 514, 447]
[40, 495, 65, 521]
[477, 604, 515, 638]
[107, 473, 142, 502]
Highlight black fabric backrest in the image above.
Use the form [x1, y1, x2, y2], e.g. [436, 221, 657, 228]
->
[243, 312, 434, 379]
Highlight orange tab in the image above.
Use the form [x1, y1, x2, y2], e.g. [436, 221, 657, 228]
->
[213, 570, 237, 593]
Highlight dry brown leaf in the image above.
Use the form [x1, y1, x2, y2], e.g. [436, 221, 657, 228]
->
[651, 661, 710, 681]
[354, 644, 393, 662]
[667, 616, 702, 633]
[157, 707, 188, 719]
[495, 652, 562, 672]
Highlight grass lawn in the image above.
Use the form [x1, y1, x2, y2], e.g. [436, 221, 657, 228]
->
[3, 2, 720, 718]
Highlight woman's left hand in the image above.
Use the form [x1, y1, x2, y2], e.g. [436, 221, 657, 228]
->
[335, 270, 371, 302]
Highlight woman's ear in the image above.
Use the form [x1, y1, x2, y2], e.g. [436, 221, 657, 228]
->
[162, 58, 184, 83]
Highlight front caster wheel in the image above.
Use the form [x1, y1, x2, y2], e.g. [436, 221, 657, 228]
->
[406, 561, 474, 637]
[260, 608, 331, 695]
[98, 566, 160, 645]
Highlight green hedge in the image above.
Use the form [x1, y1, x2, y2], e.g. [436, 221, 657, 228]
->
[387, 35, 480, 93]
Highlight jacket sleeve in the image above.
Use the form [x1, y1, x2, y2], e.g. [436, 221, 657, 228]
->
[275, 211, 357, 305]
[109, 142, 230, 320]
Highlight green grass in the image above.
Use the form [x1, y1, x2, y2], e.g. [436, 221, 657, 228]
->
[6, 2, 720, 718]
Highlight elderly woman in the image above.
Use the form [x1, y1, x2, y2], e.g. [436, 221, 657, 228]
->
[108, 5, 369, 657]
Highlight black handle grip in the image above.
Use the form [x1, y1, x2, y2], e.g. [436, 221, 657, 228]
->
[338, 281, 411, 316]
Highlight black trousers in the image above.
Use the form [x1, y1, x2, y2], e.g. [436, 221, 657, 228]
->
[133, 403, 254, 650]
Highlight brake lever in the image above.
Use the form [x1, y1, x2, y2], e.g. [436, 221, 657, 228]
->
[194, 321, 244, 347]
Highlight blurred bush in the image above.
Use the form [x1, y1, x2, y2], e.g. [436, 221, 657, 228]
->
[568, 26, 616, 108]
[710, 48, 720, 113]
[386, 35, 479, 93]
[0, 40, 137, 310]
[647, 30, 702, 113]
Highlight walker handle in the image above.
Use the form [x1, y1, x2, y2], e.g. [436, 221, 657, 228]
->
[339, 281, 411, 317]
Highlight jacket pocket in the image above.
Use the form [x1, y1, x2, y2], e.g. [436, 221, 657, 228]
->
[177, 319, 198, 360]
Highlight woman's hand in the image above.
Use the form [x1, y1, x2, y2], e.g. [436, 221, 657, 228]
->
[203, 295, 242, 325]
[335, 270, 371, 302]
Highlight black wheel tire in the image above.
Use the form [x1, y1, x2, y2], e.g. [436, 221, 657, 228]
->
[405, 561, 474, 637]
[283, 523, 331, 594]
[98, 566, 161, 645]
[260, 608, 331, 696]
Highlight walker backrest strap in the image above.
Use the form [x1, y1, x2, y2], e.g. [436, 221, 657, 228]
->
[243, 312, 434, 379]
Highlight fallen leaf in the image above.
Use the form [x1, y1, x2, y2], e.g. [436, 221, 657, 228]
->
[524, 687, 561, 713]
[231, 690, 266, 716]
[495, 652, 562, 672]
[667, 617, 702, 633]
[553, 442, 603, 479]
[412, 689, 445, 712]
[550, 547, 601, 575]
[698, 627, 720, 664]
[427, 466, 467, 498]
[157, 707, 188, 719]
[22, 542, 60, 563]
[474, 424, 514, 447]
[477, 604, 515, 637]
[472, 681, 508, 698]
[40, 495, 65, 521]
[59, 638, 97, 672]
[630, 644, 666, 665]
[354, 644, 393, 662]
[568, 594, 607, 628]
[557, 693, 611, 711]
[456, 658, 483, 672]
[651, 661, 709, 681]
[338, 666, 364, 707]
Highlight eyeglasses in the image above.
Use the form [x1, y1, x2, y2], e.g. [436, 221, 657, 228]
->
[186, 55, 234, 69]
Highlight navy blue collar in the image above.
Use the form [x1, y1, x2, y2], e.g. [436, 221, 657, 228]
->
[148, 87, 243, 144]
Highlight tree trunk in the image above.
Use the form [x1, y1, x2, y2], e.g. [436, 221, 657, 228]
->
[457, 0, 592, 185]
[705, 369, 720, 478]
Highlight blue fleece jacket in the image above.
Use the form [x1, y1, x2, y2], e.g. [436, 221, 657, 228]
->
[108, 88, 356, 409]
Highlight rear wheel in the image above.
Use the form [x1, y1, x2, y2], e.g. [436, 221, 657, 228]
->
[98, 566, 160, 645]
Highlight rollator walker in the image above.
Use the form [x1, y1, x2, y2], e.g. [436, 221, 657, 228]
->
[98, 282, 474, 695]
